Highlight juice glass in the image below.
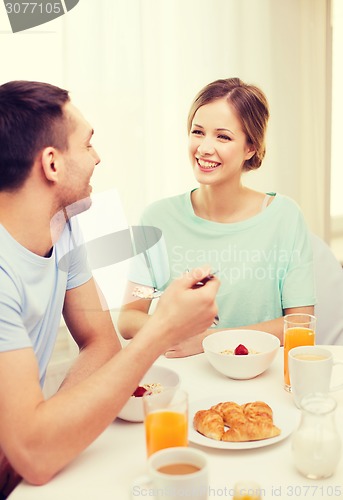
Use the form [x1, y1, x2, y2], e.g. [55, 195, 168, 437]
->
[283, 313, 316, 391]
[143, 388, 188, 457]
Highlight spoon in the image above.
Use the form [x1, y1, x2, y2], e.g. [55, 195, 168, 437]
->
[132, 272, 218, 300]
[132, 272, 219, 325]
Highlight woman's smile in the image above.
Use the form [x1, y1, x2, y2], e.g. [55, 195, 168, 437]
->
[196, 157, 221, 172]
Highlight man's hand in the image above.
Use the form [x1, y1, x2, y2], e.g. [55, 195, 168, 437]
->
[150, 267, 219, 350]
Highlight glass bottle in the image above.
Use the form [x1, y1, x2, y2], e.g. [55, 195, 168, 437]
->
[291, 393, 341, 479]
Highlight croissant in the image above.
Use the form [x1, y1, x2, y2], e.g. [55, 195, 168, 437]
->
[222, 417, 280, 442]
[194, 400, 281, 442]
[211, 402, 246, 427]
[193, 409, 225, 441]
[242, 401, 274, 422]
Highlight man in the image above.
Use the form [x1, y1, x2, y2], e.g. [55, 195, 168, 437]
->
[0, 81, 219, 497]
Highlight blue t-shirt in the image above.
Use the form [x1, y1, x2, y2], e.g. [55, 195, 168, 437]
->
[129, 191, 316, 328]
[0, 218, 92, 385]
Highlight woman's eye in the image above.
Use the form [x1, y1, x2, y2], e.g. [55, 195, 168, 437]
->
[191, 129, 203, 135]
[218, 134, 231, 141]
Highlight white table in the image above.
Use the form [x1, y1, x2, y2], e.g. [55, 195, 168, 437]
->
[9, 346, 343, 500]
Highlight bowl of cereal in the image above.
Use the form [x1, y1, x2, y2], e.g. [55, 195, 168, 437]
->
[202, 330, 280, 380]
[117, 364, 180, 422]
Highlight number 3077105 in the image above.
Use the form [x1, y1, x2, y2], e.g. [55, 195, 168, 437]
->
[5, 3, 63, 15]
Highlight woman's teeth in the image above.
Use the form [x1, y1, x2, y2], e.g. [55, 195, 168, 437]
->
[197, 159, 220, 169]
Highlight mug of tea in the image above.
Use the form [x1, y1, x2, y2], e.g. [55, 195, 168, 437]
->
[288, 346, 343, 407]
[131, 447, 208, 500]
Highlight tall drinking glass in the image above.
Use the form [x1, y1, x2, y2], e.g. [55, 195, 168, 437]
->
[143, 388, 188, 457]
[283, 313, 316, 391]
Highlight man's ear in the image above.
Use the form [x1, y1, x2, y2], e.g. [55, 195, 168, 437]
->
[41, 147, 61, 182]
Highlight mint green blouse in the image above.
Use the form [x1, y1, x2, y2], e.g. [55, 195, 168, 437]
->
[129, 192, 316, 328]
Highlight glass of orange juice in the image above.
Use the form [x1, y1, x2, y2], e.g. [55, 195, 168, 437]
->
[284, 313, 316, 391]
[143, 388, 188, 457]
[232, 481, 263, 499]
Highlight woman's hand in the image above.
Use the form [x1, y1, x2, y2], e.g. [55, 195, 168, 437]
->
[164, 329, 212, 358]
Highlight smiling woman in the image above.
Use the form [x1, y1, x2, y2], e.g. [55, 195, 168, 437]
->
[189, 100, 255, 190]
[187, 79, 269, 222]
[187, 79, 269, 174]
[118, 77, 316, 355]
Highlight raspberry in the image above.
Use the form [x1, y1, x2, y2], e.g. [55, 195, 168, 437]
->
[132, 386, 147, 397]
[234, 344, 249, 355]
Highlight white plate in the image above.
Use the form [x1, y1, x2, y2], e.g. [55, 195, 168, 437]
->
[189, 394, 299, 450]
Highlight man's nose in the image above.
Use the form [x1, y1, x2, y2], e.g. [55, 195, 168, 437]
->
[93, 147, 101, 165]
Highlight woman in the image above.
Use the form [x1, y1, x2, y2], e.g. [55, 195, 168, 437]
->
[118, 77, 315, 356]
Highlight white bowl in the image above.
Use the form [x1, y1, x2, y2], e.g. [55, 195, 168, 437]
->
[202, 330, 280, 380]
[117, 364, 180, 422]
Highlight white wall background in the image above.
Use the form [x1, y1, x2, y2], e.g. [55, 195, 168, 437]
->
[331, 0, 343, 220]
[0, 0, 334, 239]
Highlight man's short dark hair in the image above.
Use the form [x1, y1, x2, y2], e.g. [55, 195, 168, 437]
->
[0, 81, 70, 191]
